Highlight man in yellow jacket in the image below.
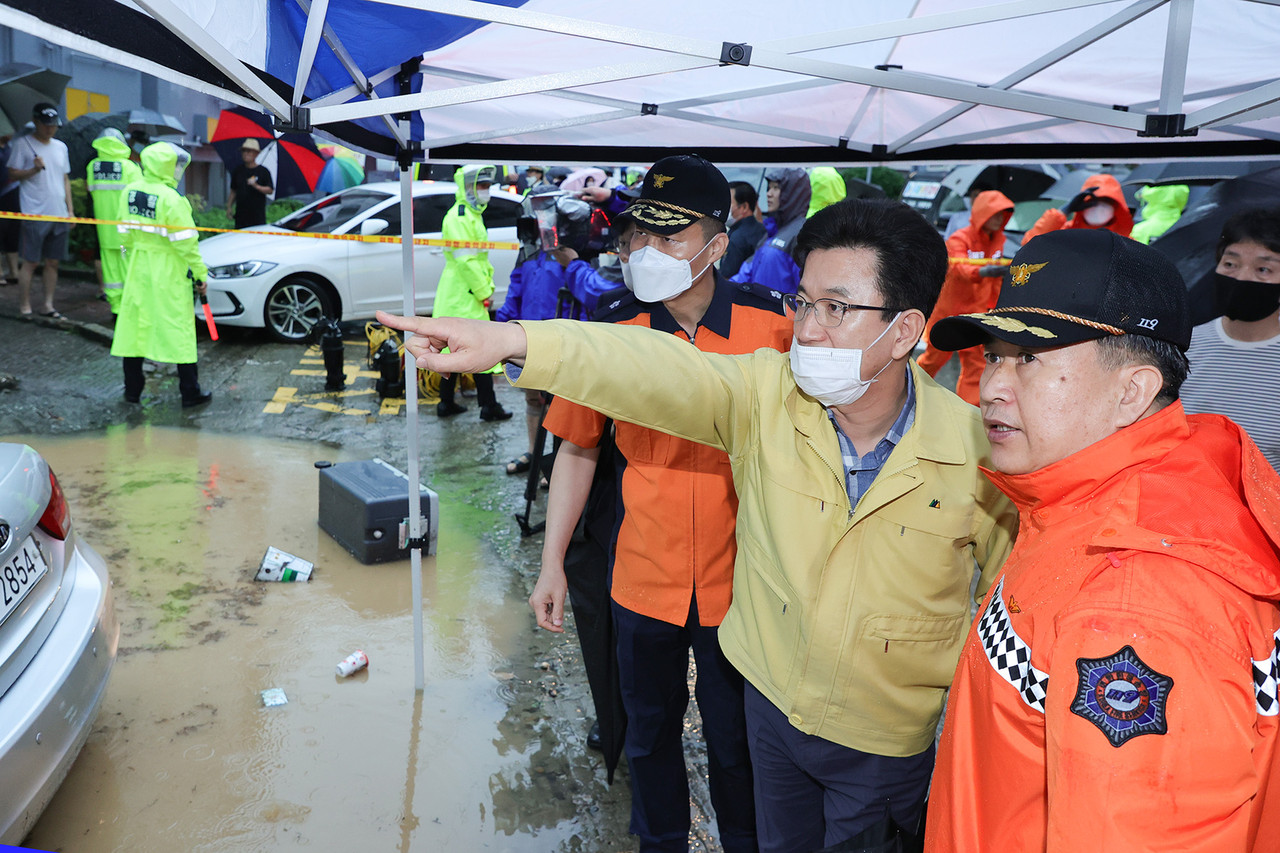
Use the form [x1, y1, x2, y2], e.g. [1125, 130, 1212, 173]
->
[111, 142, 212, 407]
[377, 198, 1016, 853]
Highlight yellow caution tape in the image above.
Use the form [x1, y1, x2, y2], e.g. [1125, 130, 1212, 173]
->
[950, 257, 1011, 266]
[0, 209, 521, 251]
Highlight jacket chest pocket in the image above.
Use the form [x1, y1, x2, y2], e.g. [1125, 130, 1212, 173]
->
[615, 423, 674, 466]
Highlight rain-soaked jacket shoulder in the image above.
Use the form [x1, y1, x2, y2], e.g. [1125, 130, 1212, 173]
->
[806, 167, 847, 219]
[1131, 183, 1190, 244]
[1024, 173, 1134, 242]
[927, 403, 1280, 852]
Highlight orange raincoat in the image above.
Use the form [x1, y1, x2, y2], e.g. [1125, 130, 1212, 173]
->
[1023, 172, 1134, 242]
[927, 403, 1280, 852]
[918, 190, 1014, 405]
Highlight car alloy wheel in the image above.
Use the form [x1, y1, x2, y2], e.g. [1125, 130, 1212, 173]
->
[264, 277, 333, 343]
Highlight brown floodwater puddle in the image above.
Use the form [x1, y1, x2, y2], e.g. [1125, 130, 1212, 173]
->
[7, 425, 632, 852]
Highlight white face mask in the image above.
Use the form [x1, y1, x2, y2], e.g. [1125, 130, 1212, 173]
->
[475, 187, 491, 206]
[788, 313, 900, 407]
[628, 239, 715, 303]
[1082, 202, 1114, 226]
[619, 259, 634, 290]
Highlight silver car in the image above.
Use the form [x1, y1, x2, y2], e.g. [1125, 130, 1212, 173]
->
[0, 444, 118, 844]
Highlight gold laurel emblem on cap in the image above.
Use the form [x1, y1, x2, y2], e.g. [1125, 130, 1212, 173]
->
[1009, 261, 1048, 286]
[633, 204, 691, 226]
[652, 174, 674, 189]
[965, 313, 1056, 339]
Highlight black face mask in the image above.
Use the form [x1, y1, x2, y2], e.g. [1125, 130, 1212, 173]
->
[1215, 272, 1280, 322]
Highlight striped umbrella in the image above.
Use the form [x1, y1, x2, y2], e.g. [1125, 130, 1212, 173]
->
[256, 132, 327, 198]
[210, 106, 276, 170]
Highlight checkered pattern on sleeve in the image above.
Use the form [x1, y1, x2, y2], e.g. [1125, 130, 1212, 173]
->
[977, 578, 1050, 713]
[1253, 628, 1280, 716]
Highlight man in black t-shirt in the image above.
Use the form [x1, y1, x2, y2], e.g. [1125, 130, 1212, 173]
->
[226, 138, 273, 229]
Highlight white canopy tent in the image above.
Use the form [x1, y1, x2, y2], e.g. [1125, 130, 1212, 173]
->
[8, 0, 1277, 690]
[5, 0, 1280, 164]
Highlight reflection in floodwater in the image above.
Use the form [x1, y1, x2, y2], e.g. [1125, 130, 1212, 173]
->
[8, 425, 639, 852]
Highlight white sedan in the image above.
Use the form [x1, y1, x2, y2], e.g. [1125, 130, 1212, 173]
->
[0, 444, 118, 843]
[199, 181, 523, 343]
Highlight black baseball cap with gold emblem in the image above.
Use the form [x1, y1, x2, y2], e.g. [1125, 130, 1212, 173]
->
[619, 154, 730, 235]
[930, 228, 1192, 352]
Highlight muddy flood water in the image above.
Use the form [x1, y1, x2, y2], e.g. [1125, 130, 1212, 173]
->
[6, 425, 715, 852]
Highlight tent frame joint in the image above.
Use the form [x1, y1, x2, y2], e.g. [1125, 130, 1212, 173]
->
[274, 105, 313, 133]
[719, 42, 752, 66]
[641, 102, 659, 116]
[397, 139, 422, 170]
[1139, 113, 1197, 137]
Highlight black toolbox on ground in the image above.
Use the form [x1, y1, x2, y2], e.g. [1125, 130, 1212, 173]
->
[317, 458, 439, 563]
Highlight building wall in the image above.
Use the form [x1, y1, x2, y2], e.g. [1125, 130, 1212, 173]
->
[1, 25, 231, 206]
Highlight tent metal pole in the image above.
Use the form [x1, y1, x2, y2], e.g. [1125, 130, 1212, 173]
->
[888, 0, 1163, 151]
[292, 0, 332, 107]
[397, 123, 426, 694]
[292, 0, 409, 145]
[128, 0, 291, 118]
[1187, 78, 1280, 128]
[1158, 0, 1194, 115]
[310, 56, 709, 124]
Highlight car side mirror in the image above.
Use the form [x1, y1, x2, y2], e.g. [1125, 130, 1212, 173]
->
[360, 218, 389, 237]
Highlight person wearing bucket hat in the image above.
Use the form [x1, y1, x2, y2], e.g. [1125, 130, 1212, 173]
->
[530, 153, 792, 853]
[924, 228, 1280, 851]
[225, 137, 273, 229]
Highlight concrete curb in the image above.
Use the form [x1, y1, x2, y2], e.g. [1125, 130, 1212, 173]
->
[0, 309, 114, 348]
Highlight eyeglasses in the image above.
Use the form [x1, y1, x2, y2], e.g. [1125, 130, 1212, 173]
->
[782, 293, 887, 327]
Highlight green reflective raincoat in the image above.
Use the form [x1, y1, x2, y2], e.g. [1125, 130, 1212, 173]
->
[1130, 183, 1190, 244]
[110, 143, 207, 365]
[87, 134, 142, 313]
[434, 167, 500, 373]
[806, 166, 847, 219]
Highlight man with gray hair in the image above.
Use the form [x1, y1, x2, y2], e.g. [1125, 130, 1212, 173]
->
[923, 229, 1280, 851]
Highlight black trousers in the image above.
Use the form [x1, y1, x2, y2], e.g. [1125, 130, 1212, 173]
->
[123, 357, 200, 402]
[439, 372, 497, 408]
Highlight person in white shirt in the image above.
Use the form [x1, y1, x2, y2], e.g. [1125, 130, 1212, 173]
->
[1181, 208, 1280, 470]
[7, 103, 73, 318]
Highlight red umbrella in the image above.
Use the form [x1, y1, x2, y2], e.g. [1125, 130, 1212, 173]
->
[256, 133, 326, 197]
[210, 106, 276, 170]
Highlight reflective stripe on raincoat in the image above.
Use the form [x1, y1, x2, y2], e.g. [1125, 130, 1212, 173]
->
[110, 142, 207, 365]
[88, 134, 142, 311]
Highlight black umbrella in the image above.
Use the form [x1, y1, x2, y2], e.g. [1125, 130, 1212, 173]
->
[561, 425, 627, 784]
[1040, 168, 1138, 209]
[0, 63, 70, 136]
[942, 164, 1059, 203]
[59, 112, 129, 178]
[1123, 160, 1273, 188]
[1150, 166, 1280, 326]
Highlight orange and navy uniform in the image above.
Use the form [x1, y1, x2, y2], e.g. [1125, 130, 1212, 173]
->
[542, 276, 792, 626]
[918, 190, 1015, 405]
[926, 404, 1280, 852]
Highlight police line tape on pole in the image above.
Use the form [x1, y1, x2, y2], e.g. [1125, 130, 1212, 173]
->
[0, 209, 522, 252]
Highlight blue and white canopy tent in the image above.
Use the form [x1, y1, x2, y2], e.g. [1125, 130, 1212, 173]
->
[6, 0, 1279, 688]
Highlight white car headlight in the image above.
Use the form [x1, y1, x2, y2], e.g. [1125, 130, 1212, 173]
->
[208, 260, 278, 279]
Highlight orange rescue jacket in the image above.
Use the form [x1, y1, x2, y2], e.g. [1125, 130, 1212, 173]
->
[1024, 173, 1134, 242]
[928, 403, 1280, 852]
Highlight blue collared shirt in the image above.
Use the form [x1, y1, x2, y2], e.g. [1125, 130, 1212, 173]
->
[827, 369, 916, 508]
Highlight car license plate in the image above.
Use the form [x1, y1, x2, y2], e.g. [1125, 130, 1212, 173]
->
[1, 537, 49, 627]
